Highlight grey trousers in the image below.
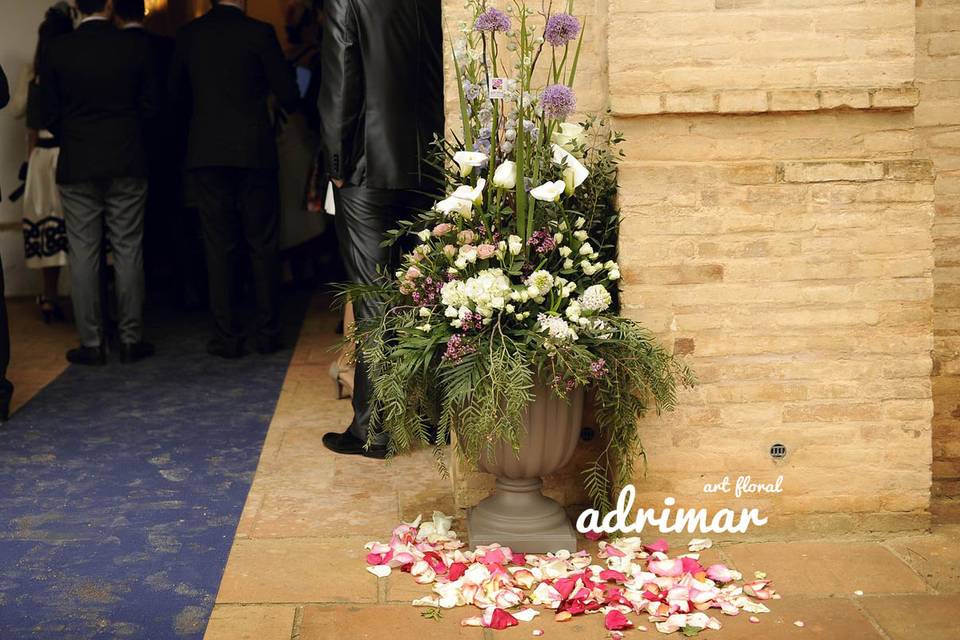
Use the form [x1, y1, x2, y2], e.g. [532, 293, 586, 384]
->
[334, 184, 431, 446]
[59, 177, 147, 347]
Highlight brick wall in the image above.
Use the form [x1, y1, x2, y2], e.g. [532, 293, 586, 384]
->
[446, 0, 943, 538]
[918, 0, 960, 524]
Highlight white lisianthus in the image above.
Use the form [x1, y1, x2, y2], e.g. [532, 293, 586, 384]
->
[579, 242, 595, 256]
[563, 258, 574, 269]
[552, 122, 586, 152]
[415, 244, 432, 256]
[559, 246, 572, 258]
[419, 307, 431, 318]
[417, 229, 431, 242]
[505, 304, 515, 314]
[554, 233, 564, 244]
[530, 180, 566, 202]
[581, 261, 600, 276]
[417, 323, 433, 332]
[573, 230, 588, 241]
[581, 284, 612, 313]
[552, 144, 590, 194]
[608, 268, 621, 281]
[537, 313, 579, 342]
[508, 235, 524, 256]
[459, 245, 479, 264]
[525, 270, 554, 296]
[492, 161, 517, 189]
[453, 151, 488, 177]
[565, 300, 582, 321]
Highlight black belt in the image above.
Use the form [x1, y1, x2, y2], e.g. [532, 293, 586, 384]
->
[35, 138, 59, 149]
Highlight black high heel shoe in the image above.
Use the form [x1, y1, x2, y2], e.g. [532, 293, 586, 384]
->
[37, 296, 66, 324]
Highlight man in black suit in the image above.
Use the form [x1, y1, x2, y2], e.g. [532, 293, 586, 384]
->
[114, 0, 181, 297]
[41, 0, 158, 365]
[170, 0, 298, 358]
[319, 0, 444, 458]
[0, 64, 13, 421]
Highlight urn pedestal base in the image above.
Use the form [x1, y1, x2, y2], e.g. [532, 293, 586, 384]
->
[465, 383, 584, 553]
[467, 478, 577, 553]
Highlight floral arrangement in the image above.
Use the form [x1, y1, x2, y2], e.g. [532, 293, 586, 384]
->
[343, 0, 694, 511]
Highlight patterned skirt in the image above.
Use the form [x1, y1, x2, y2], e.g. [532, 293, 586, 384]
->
[22, 145, 68, 269]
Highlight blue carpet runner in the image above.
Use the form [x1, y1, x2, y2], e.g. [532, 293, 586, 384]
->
[0, 296, 309, 639]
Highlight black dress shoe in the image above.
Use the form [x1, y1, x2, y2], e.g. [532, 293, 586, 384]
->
[322, 429, 388, 459]
[119, 341, 155, 363]
[0, 379, 13, 423]
[66, 345, 106, 366]
[207, 339, 244, 359]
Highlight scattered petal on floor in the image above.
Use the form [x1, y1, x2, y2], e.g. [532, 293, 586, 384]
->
[363, 515, 781, 635]
[688, 538, 713, 552]
[794, 620, 805, 627]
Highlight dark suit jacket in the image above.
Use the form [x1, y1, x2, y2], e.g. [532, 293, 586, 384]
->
[170, 4, 298, 171]
[124, 27, 179, 171]
[320, 0, 444, 191]
[0, 64, 9, 109]
[41, 19, 158, 184]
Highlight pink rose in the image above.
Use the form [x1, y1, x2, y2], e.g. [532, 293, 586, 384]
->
[458, 229, 476, 245]
[476, 243, 497, 259]
[433, 223, 453, 237]
[443, 244, 457, 259]
[406, 266, 422, 280]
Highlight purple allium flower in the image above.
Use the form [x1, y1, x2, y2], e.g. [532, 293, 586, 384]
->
[545, 13, 581, 47]
[541, 84, 577, 120]
[474, 7, 511, 33]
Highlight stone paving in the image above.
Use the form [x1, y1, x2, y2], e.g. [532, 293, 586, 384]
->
[6, 296, 960, 639]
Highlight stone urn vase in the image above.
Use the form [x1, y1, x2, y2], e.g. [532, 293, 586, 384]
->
[467, 381, 585, 553]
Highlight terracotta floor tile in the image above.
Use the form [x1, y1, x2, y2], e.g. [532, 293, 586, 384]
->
[250, 487, 398, 538]
[486, 611, 605, 639]
[216, 538, 377, 604]
[859, 594, 960, 640]
[721, 542, 929, 596]
[712, 596, 884, 640]
[885, 525, 960, 593]
[203, 604, 295, 640]
[298, 604, 481, 639]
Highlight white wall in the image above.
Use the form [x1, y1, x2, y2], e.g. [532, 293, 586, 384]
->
[1, 0, 57, 297]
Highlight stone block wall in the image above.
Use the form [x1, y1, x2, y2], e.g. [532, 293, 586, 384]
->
[445, 0, 945, 538]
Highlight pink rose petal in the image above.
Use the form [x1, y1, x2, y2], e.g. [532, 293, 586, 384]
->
[604, 609, 634, 631]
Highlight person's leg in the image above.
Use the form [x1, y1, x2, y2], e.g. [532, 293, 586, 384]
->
[188, 168, 244, 354]
[103, 177, 148, 348]
[236, 169, 281, 351]
[42, 267, 60, 301]
[59, 181, 106, 350]
[330, 185, 414, 450]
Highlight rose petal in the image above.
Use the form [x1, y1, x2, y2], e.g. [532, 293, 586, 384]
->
[604, 609, 634, 631]
[643, 538, 669, 553]
[688, 538, 713, 552]
[367, 565, 392, 578]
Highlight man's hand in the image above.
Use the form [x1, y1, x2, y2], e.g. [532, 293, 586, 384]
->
[332, 178, 345, 189]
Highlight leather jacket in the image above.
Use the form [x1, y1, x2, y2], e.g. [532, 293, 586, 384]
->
[320, 0, 444, 191]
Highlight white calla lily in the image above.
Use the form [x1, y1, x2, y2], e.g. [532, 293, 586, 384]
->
[492, 161, 517, 189]
[453, 151, 489, 177]
[434, 179, 486, 220]
[552, 122, 586, 152]
[530, 180, 567, 202]
[552, 144, 590, 194]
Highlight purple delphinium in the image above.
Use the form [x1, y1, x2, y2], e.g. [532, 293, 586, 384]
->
[541, 84, 577, 120]
[474, 7, 511, 33]
[544, 13, 581, 47]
